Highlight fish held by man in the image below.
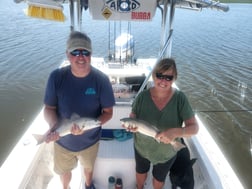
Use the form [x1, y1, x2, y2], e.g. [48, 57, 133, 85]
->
[33, 117, 101, 145]
[120, 117, 185, 151]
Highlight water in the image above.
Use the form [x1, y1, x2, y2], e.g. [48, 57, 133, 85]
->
[0, 1, 252, 188]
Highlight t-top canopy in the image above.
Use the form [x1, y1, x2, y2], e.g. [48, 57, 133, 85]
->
[89, 0, 157, 21]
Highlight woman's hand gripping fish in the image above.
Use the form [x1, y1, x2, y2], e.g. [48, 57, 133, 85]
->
[120, 117, 185, 151]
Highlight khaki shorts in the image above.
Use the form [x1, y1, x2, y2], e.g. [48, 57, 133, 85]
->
[53, 142, 99, 175]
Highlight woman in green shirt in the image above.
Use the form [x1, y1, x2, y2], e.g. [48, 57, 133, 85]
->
[129, 58, 199, 189]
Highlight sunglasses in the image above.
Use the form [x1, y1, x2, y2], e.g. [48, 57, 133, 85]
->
[70, 49, 91, 57]
[156, 73, 174, 81]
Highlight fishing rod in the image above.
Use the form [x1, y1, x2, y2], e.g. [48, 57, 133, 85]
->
[195, 109, 252, 113]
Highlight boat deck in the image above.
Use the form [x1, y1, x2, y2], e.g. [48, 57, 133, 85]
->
[26, 105, 210, 189]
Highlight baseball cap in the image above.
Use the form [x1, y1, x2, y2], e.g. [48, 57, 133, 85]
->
[67, 31, 92, 52]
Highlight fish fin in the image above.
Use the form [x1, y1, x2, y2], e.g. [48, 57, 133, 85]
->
[155, 138, 161, 143]
[32, 134, 45, 145]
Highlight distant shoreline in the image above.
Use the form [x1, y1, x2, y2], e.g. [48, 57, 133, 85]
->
[221, 0, 252, 3]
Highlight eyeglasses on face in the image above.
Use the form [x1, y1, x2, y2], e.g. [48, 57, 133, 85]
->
[155, 73, 174, 81]
[70, 49, 91, 57]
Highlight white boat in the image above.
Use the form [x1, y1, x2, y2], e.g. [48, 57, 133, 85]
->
[0, 0, 245, 189]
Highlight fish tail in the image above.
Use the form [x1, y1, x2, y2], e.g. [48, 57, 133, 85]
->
[32, 134, 45, 145]
[171, 141, 186, 151]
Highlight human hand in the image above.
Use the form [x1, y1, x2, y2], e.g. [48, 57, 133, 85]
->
[45, 131, 60, 143]
[122, 123, 138, 133]
[155, 128, 177, 144]
[71, 123, 84, 135]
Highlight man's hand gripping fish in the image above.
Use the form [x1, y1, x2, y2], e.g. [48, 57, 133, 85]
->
[120, 117, 185, 151]
[33, 117, 101, 145]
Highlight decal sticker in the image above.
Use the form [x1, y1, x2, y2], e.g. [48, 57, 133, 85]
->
[105, 0, 140, 13]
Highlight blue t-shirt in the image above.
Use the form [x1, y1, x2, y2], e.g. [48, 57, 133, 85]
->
[44, 65, 115, 151]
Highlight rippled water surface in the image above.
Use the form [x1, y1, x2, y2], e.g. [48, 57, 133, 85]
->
[0, 1, 251, 188]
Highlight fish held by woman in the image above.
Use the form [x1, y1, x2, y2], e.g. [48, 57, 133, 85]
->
[120, 117, 185, 151]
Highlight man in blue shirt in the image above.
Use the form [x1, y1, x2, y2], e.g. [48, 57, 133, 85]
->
[44, 31, 115, 189]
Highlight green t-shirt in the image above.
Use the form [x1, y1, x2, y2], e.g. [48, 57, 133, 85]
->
[132, 88, 194, 164]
